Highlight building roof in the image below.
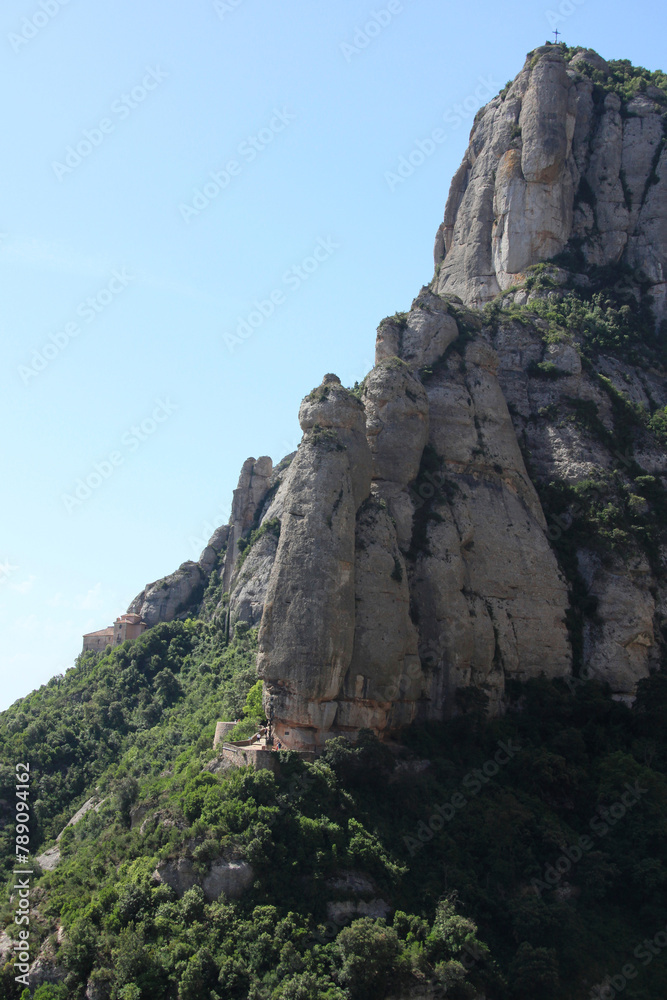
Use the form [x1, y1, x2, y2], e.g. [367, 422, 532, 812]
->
[114, 613, 144, 624]
[82, 627, 115, 638]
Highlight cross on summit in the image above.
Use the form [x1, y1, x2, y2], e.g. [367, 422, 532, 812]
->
[553, 29, 561, 43]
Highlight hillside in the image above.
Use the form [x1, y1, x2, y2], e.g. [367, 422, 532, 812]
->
[2, 620, 667, 999]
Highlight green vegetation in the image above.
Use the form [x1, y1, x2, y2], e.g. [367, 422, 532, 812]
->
[3, 634, 667, 998]
[227, 680, 266, 741]
[310, 425, 345, 452]
[570, 54, 667, 105]
[376, 356, 409, 373]
[199, 557, 227, 620]
[491, 266, 665, 367]
[388, 311, 408, 329]
[647, 405, 667, 443]
[237, 519, 281, 570]
[527, 360, 566, 379]
[537, 466, 666, 557]
[0, 620, 259, 879]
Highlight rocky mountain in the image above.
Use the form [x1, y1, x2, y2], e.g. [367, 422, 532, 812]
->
[128, 44, 667, 748]
[434, 46, 667, 318]
[4, 42, 667, 1000]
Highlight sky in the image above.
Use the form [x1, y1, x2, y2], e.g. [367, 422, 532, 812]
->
[1, 0, 664, 711]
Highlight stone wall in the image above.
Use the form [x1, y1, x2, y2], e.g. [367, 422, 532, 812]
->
[213, 721, 238, 748]
[220, 743, 317, 772]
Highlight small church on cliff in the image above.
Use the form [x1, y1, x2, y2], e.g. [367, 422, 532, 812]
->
[82, 613, 148, 653]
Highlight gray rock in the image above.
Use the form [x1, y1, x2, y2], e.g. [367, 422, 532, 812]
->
[258, 375, 372, 747]
[327, 898, 392, 924]
[152, 856, 254, 902]
[202, 859, 254, 901]
[28, 937, 66, 988]
[325, 870, 376, 894]
[36, 845, 61, 871]
[0, 930, 12, 966]
[152, 858, 198, 897]
[579, 550, 655, 693]
[199, 524, 230, 574]
[376, 291, 459, 371]
[432, 46, 667, 324]
[363, 356, 429, 551]
[128, 561, 205, 627]
[221, 456, 273, 591]
[570, 48, 609, 75]
[229, 527, 280, 627]
[340, 498, 423, 733]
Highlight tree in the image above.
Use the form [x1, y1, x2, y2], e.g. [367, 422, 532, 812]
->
[178, 948, 217, 1000]
[509, 942, 560, 999]
[243, 680, 265, 721]
[272, 972, 347, 1000]
[113, 775, 139, 826]
[154, 668, 183, 706]
[334, 918, 401, 999]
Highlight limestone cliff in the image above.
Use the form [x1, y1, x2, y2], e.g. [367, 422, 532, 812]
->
[434, 46, 667, 321]
[126, 44, 667, 748]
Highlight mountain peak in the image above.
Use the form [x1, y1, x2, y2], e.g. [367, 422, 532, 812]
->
[433, 45, 667, 321]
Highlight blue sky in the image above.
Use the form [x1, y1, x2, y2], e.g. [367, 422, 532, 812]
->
[1, 0, 664, 710]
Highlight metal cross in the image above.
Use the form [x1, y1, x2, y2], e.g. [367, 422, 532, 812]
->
[553, 29, 561, 43]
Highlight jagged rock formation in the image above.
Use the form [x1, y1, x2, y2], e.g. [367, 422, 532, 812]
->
[129, 454, 284, 629]
[410, 329, 572, 716]
[363, 357, 429, 550]
[221, 456, 273, 591]
[129, 561, 205, 627]
[256, 375, 373, 745]
[434, 46, 667, 320]
[489, 310, 666, 694]
[124, 44, 667, 748]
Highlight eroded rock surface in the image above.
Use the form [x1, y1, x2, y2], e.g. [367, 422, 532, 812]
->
[117, 44, 666, 745]
[129, 561, 205, 627]
[363, 357, 429, 550]
[257, 375, 372, 746]
[202, 859, 254, 901]
[434, 46, 667, 322]
[340, 498, 423, 732]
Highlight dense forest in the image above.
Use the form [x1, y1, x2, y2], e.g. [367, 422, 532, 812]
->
[2, 617, 667, 999]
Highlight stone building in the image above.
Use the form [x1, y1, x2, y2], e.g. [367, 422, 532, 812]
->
[82, 613, 147, 653]
[81, 626, 114, 653]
